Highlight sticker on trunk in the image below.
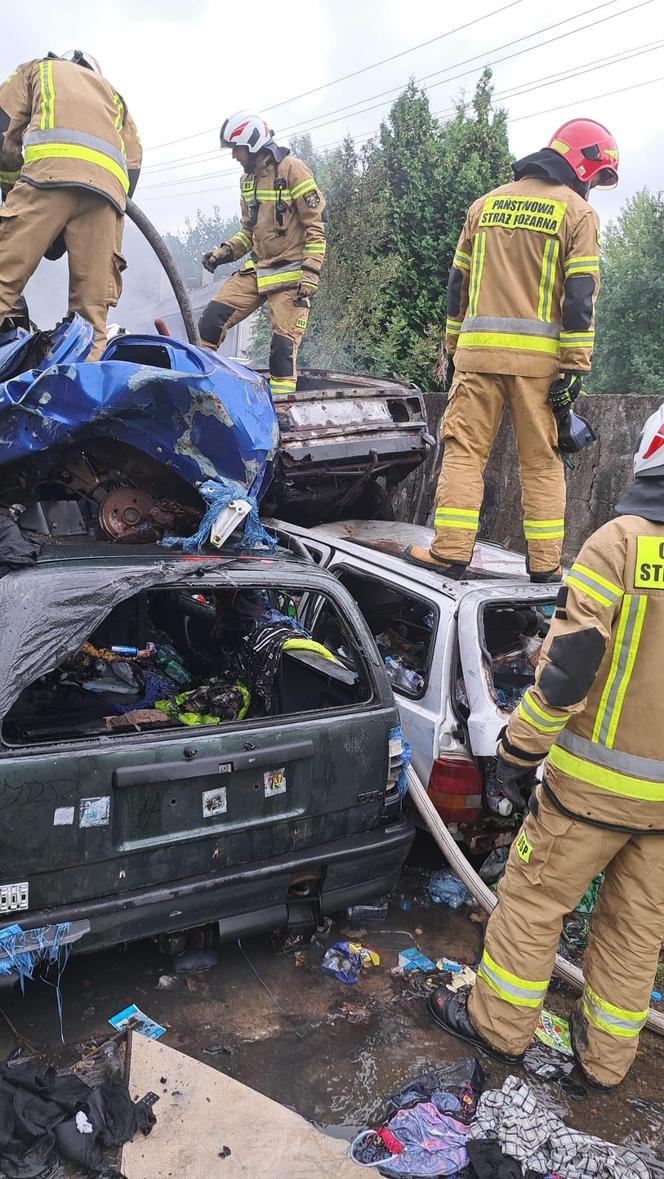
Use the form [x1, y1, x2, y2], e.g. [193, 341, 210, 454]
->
[80, 797, 110, 828]
[202, 787, 227, 818]
[264, 767, 287, 797]
[53, 807, 75, 826]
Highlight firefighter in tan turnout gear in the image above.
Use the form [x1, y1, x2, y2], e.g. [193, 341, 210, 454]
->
[428, 403, 664, 1090]
[0, 50, 141, 360]
[406, 118, 619, 583]
[199, 110, 327, 399]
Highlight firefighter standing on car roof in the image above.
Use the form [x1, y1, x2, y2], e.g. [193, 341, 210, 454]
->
[428, 403, 664, 1091]
[0, 51, 141, 361]
[406, 119, 619, 584]
[198, 111, 327, 399]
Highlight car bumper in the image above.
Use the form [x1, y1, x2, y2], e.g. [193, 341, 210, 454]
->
[14, 819, 414, 953]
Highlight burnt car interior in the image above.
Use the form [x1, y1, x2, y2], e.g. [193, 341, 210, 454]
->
[455, 601, 555, 718]
[328, 568, 436, 697]
[3, 585, 371, 746]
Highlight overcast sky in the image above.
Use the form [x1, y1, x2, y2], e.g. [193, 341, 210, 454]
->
[3, 0, 663, 239]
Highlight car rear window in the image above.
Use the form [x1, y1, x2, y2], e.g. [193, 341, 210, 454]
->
[3, 583, 372, 746]
[332, 566, 437, 699]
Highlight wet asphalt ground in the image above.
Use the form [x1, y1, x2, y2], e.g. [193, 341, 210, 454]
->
[1, 833, 663, 1175]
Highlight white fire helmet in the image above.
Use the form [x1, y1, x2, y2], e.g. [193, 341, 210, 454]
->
[220, 110, 272, 154]
[61, 50, 103, 75]
[634, 402, 664, 478]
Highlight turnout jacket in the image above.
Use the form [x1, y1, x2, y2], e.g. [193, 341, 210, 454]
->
[222, 147, 327, 295]
[501, 512, 664, 831]
[446, 172, 600, 377]
[0, 57, 141, 213]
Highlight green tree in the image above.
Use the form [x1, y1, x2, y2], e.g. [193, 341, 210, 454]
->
[591, 189, 664, 394]
[162, 207, 240, 285]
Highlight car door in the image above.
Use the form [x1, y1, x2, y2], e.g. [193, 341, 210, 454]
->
[456, 584, 557, 757]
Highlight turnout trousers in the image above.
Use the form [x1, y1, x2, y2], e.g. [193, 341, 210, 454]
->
[468, 785, 664, 1087]
[432, 371, 566, 574]
[0, 181, 125, 360]
[198, 268, 310, 398]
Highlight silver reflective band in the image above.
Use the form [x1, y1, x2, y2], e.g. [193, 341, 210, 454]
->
[478, 957, 547, 1006]
[23, 128, 128, 174]
[461, 315, 560, 339]
[556, 729, 664, 783]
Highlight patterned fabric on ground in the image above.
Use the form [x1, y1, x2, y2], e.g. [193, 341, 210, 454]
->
[378, 1100, 468, 1176]
[468, 1075, 650, 1179]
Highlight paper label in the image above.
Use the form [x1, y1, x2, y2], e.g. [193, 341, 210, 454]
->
[264, 767, 286, 797]
[54, 807, 75, 826]
[202, 787, 227, 818]
[80, 797, 110, 828]
[109, 1003, 165, 1040]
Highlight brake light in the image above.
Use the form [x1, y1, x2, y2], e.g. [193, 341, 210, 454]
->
[427, 757, 482, 824]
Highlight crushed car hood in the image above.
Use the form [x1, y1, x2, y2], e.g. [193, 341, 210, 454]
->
[0, 316, 278, 495]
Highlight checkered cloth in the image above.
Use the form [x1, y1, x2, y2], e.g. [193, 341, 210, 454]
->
[468, 1075, 650, 1179]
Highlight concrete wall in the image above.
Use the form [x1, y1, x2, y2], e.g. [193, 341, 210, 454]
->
[393, 394, 662, 560]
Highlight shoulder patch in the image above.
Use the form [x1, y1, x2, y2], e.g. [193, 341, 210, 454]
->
[634, 536, 664, 589]
[303, 190, 321, 208]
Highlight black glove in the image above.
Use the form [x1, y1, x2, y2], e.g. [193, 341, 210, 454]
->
[493, 754, 537, 810]
[202, 244, 233, 273]
[44, 232, 66, 262]
[548, 371, 584, 417]
[444, 355, 455, 393]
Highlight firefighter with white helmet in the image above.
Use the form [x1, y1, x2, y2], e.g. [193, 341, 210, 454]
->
[406, 118, 619, 583]
[428, 402, 664, 1090]
[199, 110, 327, 399]
[0, 51, 141, 359]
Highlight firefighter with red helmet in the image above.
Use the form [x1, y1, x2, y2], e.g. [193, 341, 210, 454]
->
[199, 111, 327, 399]
[428, 401, 664, 1091]
[406, 118, 619, 583]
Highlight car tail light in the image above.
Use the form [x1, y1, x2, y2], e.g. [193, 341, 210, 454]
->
[427, 756, 482, 824]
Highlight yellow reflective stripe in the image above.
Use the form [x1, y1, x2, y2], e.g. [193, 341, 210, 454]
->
[564, 255, 599, 274]
[566, 575, 614, 607]
[582, 984, 648, 1038]
[467, 231, 486, 318]
[592, 595, 647, 748]
[304, 242, 326, 253]
[39, 61, 48, 131]
[537, 237, 559, 323]
[523, 517, 564, 539]
[232, 230, 252, 249]
[270, 377, 296, 390]
[548, 742, 664, 802]
[255, 187, 294, 202]
[446, 318, 463, 330]
[291, 177, 317, 199]
[241, 258, 256, 271]
[23, 143, 130, 192]
[519, 689, 567, 732]
[478, 949, 548, 1008]
[459, 332, 560, 355]
[113, 93, 124, 132]
[256, 269, 302, 289]
[434, 507, 479, 530]
[569, 563, 622, 598]
[453, 249, 471, 272]
[560, 330, 594, 345]
[283, 638, 337, 662]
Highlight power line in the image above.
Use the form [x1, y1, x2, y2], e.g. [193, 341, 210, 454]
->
[138, 71, 664, 204]
[274, 0, 653, 141]
[276, 0, 623, 138]
[142, 0, 526, 153]
[138, 36, 662, 194]
[142, 0, 642, 178]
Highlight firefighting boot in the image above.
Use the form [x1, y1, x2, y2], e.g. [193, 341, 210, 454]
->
[427, 987, 525, 1065]
[569, 1004, 618, 1092]
[404, 546, 467, 579]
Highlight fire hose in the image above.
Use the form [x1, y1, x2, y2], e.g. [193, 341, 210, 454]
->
[407, 763, 664, 1037]
[125, 199, 201, 347]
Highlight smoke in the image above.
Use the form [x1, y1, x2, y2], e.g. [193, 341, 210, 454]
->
[23, 218, 165, 332]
